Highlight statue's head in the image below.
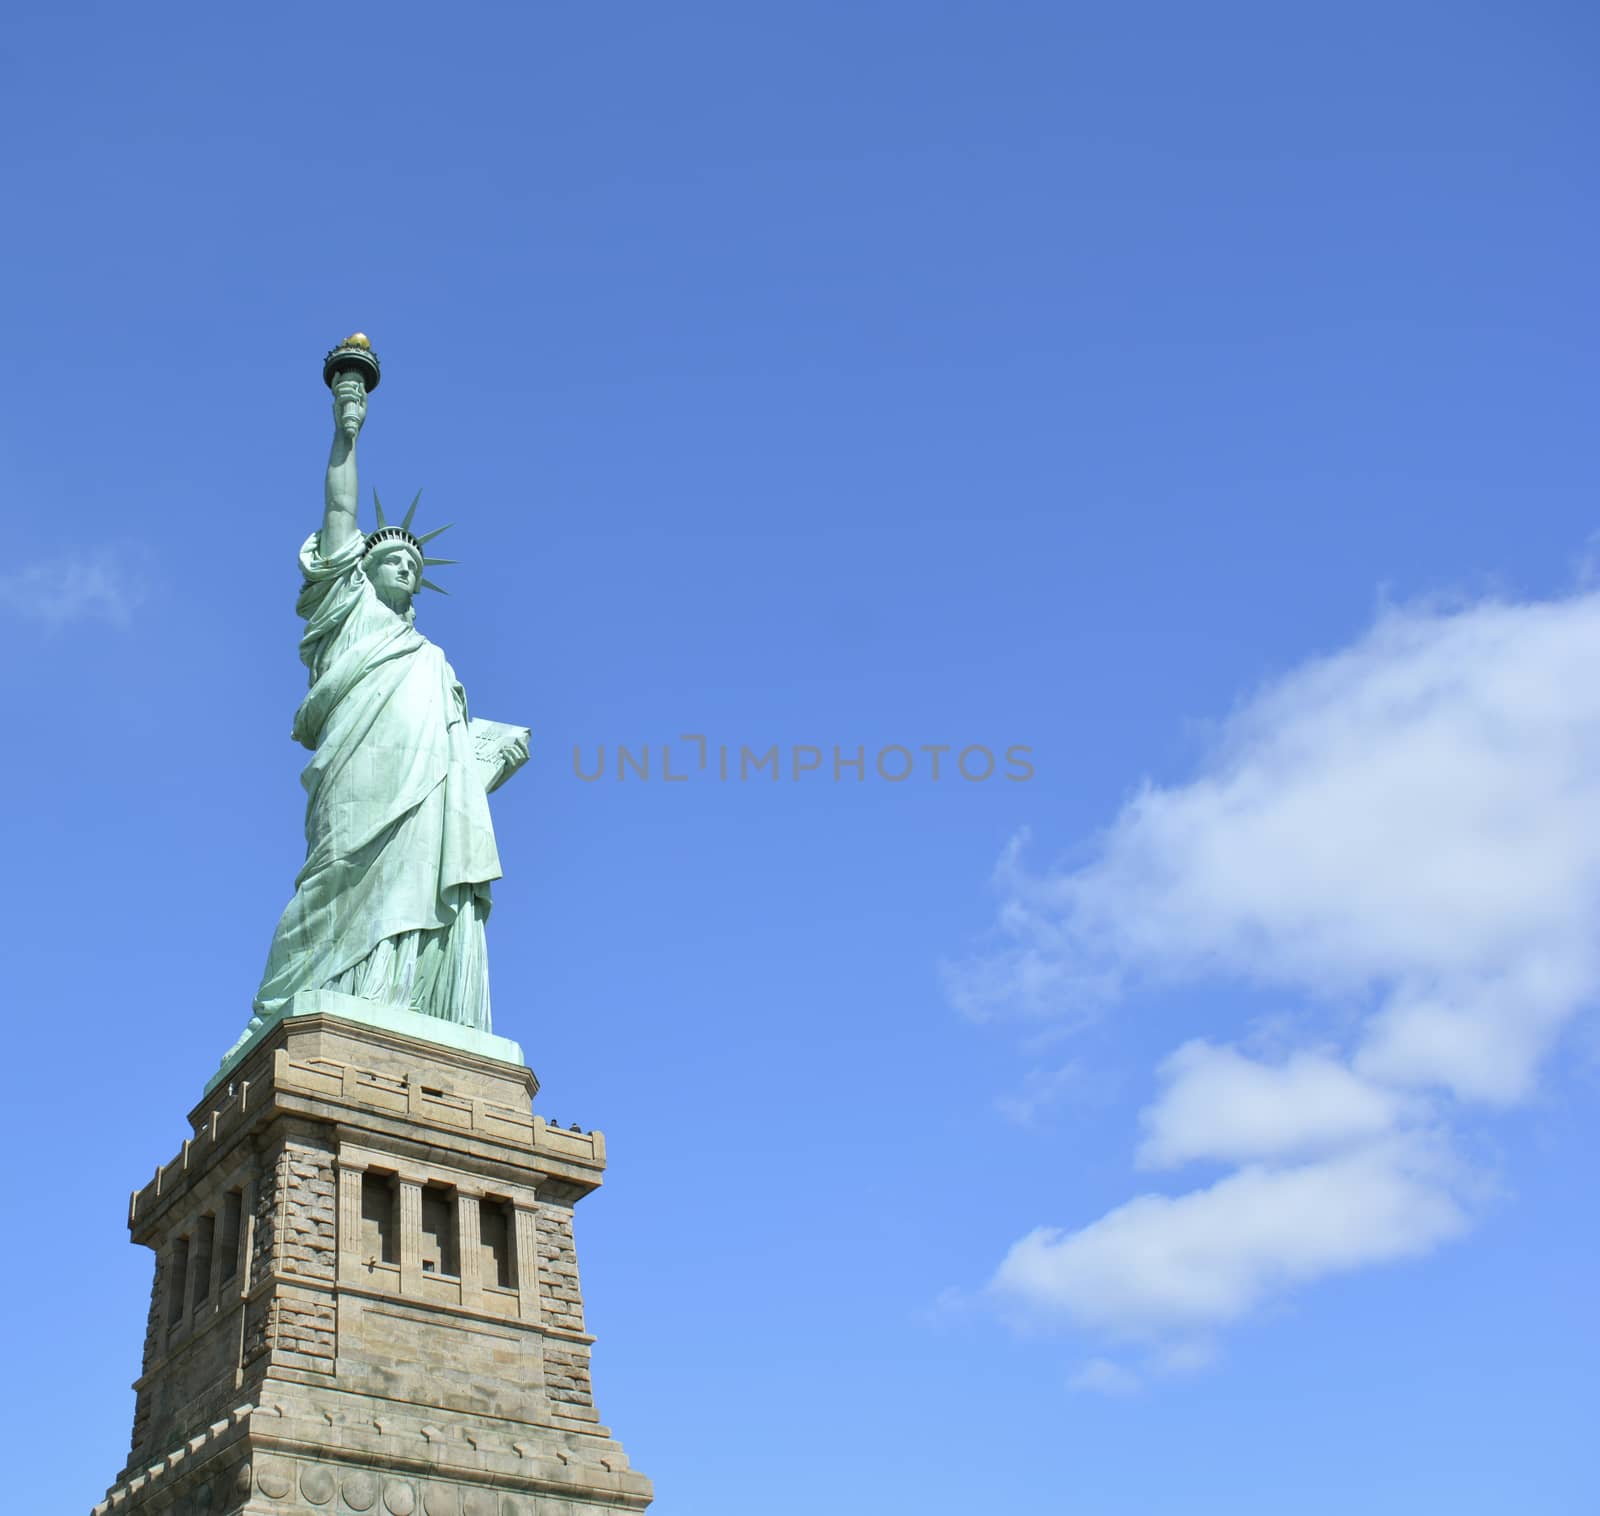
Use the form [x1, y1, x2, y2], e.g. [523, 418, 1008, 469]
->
[363, 489, 455, 614]
[366, 539, 422, 614]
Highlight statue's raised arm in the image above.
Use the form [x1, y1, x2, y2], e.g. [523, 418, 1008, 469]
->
[322, 336, 377, 557]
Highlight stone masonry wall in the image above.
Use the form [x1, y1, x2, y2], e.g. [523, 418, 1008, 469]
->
[244, 1136, 337, 1371]
[280, 1143, 337, 1280]
[127, 1246, 170, 1463]
[140, 1245, 170, 1371]
[247, 1159, 278, 1290]
[544, 1344, 595, 1410]
[536, 1205, 586, 1334]
[255, 1289, 337, 1371]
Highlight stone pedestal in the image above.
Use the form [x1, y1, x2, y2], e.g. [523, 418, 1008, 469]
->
[94, 1005, 653, 1516]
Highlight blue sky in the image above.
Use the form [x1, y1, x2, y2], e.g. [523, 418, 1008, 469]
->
[4, 3, 1598, 1512]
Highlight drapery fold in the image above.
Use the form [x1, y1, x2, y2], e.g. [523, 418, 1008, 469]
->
[251, 531, 502, 1030]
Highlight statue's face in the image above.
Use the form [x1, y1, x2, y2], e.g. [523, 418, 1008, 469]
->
[367, 545, 420, 613]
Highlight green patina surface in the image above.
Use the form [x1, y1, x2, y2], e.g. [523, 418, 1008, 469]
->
[206, 989, 527, 1095]
[219, 339, 531, 1073]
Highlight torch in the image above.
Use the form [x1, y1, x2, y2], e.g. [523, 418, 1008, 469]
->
[323, 333, 381, 438]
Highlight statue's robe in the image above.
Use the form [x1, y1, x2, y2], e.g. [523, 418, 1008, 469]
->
[252, 532, 501, 1029]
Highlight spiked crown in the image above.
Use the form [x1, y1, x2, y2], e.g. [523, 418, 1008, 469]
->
[364, 488, 456, 594]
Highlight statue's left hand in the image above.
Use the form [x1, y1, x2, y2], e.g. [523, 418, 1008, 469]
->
[498, 731, 530, 780]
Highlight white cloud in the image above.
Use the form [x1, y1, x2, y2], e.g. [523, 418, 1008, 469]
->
[0, 547, 151, 627]
[1137, 1041, 1409, 1169]
[966, 594, 1600, 1102]
[994, 1136, 1467, 1340]
[961, 590, 1600, 1358]
[1068, 1357, 1142, 1396]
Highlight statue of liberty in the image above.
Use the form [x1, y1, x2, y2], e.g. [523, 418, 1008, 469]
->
[245, 336, 529, 1041]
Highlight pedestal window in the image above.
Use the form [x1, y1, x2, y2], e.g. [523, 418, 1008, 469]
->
[360, 1172, 398, 1265]
[420, 1182, 458, 1277]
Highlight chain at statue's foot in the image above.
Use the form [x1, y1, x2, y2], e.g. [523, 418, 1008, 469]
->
[93, 1006, 652, 1516]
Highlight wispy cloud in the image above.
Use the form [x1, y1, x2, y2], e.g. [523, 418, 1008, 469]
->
[994, 1060, 1090, 1127]
[0, 547, 151, 628]
[957, 590, 1600, 1368]
[1068, 1357, 1142, 1396]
